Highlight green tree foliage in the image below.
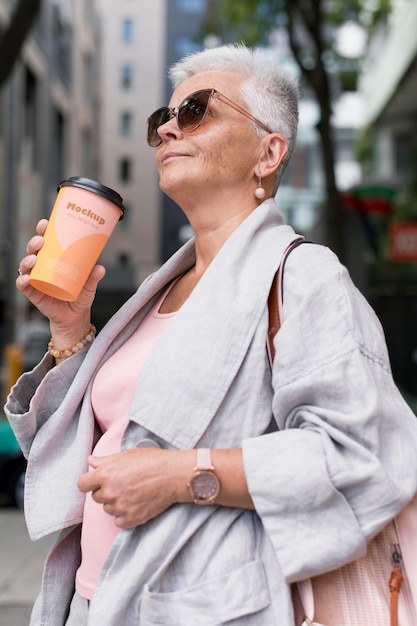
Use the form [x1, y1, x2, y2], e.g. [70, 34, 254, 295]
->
[211, 0, 391, 259]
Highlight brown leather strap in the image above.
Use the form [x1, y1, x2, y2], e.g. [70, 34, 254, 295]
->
[389, 564, 403, 626]
[267, 270, 280, 364]
[267, 237, 305, 364]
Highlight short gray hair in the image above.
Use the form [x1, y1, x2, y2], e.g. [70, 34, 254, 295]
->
[169, 43, 300, 186]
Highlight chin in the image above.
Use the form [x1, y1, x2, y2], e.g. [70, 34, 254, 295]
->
[159, 177, 185, 199]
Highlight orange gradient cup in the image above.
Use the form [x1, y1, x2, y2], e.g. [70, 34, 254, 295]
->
[29, 177, 125, 301]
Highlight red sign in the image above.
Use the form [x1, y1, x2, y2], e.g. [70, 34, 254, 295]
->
[389, 222, 417, 261]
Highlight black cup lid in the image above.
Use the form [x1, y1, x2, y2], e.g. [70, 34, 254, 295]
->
[58, 177, 126, 219]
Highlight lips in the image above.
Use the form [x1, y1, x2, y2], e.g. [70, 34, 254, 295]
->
[161, 152, 189, 164]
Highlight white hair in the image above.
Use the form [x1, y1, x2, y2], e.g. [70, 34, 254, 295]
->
[169, 43, 300, 186]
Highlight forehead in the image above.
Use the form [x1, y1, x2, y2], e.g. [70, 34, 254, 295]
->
[170, 70, 245, 106]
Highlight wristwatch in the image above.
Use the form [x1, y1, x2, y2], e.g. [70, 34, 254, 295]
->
[188, 448, 220, 505]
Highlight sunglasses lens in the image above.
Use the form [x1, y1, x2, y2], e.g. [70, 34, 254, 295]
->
[147, 107, 171, 146]
[177, 90, 211, 132]
[147, 90, 212, 146]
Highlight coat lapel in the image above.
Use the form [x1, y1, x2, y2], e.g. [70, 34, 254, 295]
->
[125, 200, 299, 449]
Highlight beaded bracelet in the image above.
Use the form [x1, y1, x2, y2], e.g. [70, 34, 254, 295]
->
[48, 324, 97, 360]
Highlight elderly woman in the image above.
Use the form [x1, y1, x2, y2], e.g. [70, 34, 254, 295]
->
[5, 44, 417, 626]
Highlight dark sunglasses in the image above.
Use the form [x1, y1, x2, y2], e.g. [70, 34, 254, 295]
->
[147, 88, 272, 147]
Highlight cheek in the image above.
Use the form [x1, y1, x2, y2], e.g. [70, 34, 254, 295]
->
[209, 139, 257, 180]
[202, 134, 239, 172]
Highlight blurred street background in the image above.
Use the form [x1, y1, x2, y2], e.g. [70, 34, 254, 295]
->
[0, 507, 56, 625]
[1, 0, 417, 623]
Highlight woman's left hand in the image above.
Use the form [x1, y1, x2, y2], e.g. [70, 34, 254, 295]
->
[77, 448, 194, 529]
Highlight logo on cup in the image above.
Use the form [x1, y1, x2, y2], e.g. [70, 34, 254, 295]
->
[66, 201, 106, 225]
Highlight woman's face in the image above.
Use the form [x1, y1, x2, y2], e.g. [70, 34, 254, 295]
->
[154, 71, 266, 208]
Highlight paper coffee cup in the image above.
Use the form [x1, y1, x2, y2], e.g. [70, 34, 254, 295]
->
[29, 177, 125, 301]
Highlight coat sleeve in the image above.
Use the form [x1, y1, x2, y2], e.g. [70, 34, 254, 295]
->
[4, 345, 97, 539]
[4, 347, 90, 457]
[242, 244, 417, 583]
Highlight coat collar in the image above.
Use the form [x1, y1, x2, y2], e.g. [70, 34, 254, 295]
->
[116, 199, 299, 449]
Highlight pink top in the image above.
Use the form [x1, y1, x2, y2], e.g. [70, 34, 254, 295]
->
[75, 286, 176, 599]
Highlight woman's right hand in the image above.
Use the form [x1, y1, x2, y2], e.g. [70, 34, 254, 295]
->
[17, 219, 106, 350]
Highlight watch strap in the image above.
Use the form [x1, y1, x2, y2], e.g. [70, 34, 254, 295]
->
[194, 448, 214, 471]
[189, 448, 220, 505]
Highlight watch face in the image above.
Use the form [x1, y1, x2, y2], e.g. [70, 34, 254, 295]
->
[190, 471, 219, 502]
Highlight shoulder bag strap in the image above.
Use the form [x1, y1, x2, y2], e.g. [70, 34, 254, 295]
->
[267, 237, 326, 626]
[267, 237, 304, 364]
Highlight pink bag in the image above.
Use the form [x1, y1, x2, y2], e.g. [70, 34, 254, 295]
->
[268, 239, 417, 626]
[292, 495, 417, 626]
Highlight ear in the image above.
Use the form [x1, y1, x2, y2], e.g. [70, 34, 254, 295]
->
[256, 133, 288, 178]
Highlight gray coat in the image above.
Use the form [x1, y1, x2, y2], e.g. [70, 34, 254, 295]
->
[5, 199, 417, 625]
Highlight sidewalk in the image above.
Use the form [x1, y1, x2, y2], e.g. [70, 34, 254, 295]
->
[0, 507, 56, 625]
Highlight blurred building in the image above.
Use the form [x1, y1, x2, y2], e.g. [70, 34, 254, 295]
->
[362, 0, 417, 182]
[161, 0, 221, 260]
[0, 0, 101, 341]
[93, 0, 167, 328]
[360, 0, 417, 396]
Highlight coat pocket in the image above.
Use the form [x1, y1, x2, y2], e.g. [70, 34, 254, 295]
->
[139, 559, 271, 625]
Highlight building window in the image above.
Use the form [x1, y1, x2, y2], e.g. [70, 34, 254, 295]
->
[120, 158, 132, 182]
[121, 64, 133, 89]
[84, 1, 95, 26]
[51, 109, 66, 186]
[175, 35, 201, 57]
[122, 18, 134, 43]
[82, 129, 92, 177]
[394, 132, 413, 182]
[120, 112, 133, 136]
[83, 53, 93, 102]
[23, 68, 38, 168]
[51, 5, 72, 85]
[281, 142, 323, 190]
[176, 0, 205, 12]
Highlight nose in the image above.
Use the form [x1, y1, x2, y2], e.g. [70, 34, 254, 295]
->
[156, 110, 182, 144]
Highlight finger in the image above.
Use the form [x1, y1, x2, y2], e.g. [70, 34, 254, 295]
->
[114, 516, 134, 530]
[87, 455, 102, 469]
[16, 252, 44, 295]
[36, 218, 49, 236]
[83, 266, 106, 293]
[92, 488, 108, 505]
[77, 471, 101, 493]
[18, 253, 38, 276]
[16, 271, 31, 293]
[71, 266, 106, 312]
[26, 234, 44, 256]
[103, 502, 119, 516]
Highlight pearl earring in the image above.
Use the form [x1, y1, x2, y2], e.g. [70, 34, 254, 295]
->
[255, 176, 266, 200]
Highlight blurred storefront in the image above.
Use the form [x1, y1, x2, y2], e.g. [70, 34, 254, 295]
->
[359, 0, 417, 399]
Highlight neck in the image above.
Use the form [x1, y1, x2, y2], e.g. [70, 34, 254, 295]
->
[191, 199, 263, 265]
